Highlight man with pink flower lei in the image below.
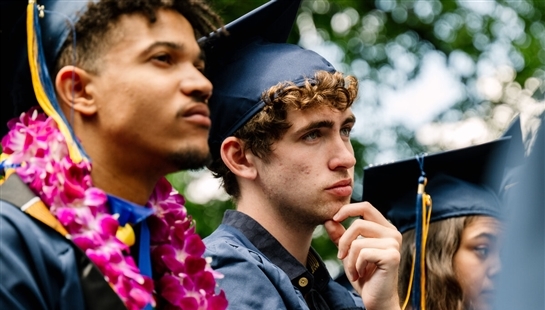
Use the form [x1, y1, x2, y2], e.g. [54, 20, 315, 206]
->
[201, 0, 402, 309]
[0, 1, 227, 309]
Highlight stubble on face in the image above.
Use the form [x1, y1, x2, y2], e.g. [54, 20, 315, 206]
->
[255, 107, 356, 231]
[167, 147, 211, 171]
[259, 164, 351, 230]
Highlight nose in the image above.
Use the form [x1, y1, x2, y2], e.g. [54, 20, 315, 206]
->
[328, 137, 356, 171]
[180, 66, 213, 104]
[488, 252, 502, 279]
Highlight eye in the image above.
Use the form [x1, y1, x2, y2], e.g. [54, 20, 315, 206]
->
[152, 53, 173, 65]
[195, 65, 205, 74]
[474, 245, 489, 259]
[340, 126, 352, 137]
[302, 130, 321, 141]
[194, 61, 206, 74]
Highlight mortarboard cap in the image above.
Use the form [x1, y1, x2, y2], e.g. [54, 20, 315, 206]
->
[201, 0, 336, 162]
[498, 115, 525, 212]
[1, 0, 96, 160]
[363, 137, 510, 309]
[362, 137, 511, 234]
[501, 115, 525, 168]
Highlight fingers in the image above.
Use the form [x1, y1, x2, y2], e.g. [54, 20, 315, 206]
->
[330, 201, 402, 309]
[333, 201, 395, 229]
[342, 238, 401, 282]
[324, 220, 346, 247]
[333, 202, 401, 260]
[337, 218, 401, 259]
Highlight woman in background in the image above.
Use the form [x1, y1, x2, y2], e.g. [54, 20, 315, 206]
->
[363, 138, 510, 310]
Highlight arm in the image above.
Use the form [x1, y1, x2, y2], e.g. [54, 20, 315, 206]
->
[325, 202, 402, 310]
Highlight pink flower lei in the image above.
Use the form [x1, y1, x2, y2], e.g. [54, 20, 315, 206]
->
[0, 109, 227, 310]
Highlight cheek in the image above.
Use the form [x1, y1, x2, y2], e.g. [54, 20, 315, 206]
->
[454, 250, 474, 280]
[454, 251, 485, 291]
[300, 164, 312, 175]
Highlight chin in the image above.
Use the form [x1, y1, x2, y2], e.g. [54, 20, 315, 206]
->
[167, 147, 211, 170]
[320, 201, 346, 222]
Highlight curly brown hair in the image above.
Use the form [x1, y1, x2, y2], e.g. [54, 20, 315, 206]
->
[209, 70, 358, 199]
[55, 0, 223, 74]
[399, 216, 479, 310]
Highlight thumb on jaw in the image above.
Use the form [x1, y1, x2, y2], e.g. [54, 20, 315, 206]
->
[324, 220, 346, 253]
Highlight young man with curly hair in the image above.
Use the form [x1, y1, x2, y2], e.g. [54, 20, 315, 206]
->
[201, 1, 402, 309]
[0, 1, 226, 309]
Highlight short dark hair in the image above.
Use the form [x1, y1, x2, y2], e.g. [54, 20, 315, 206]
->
[56, 0, 222, 74]
[209, 70, 359, 199]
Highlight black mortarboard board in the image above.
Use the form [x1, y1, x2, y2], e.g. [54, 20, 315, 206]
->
[362, 137, 511, 234]
[498, 115, 525, 212]
[201, 0, 336, 162]
[502, 115, 525, 168]
[1, 0, 98, 160]
[200, 0, 302, 58]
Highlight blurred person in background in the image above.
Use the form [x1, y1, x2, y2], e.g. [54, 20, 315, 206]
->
[363, 138, 510, 310]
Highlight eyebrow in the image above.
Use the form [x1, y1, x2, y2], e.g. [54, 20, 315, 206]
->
[142, 41, 205, 61]
[293, 114, 356, 136]
[473, 232, 498, 242]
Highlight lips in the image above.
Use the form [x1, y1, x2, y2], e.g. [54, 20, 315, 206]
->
[325, 179, 353, 197]
[182, 104, 211, 128]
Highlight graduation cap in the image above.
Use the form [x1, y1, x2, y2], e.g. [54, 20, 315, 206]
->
[498, 115, 525, 213]
[201, 0, 336, 162]
[363, 137, 511, 233]
[362, 137, 510, 310]
[501, 115, 525, 168]
[1, 1, 94, 161]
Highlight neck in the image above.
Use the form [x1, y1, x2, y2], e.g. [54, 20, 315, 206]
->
[83, 143, 163, 206]
[236, 191, 315, 265]
[90, 159, 159, 205]
[75, 124, 169, 205]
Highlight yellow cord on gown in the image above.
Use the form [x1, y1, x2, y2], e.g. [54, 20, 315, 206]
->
[401, 191, 432, 310]
[26, 2, 83, 164]
[420, 193, 432, 309]
[401, 249, 417, 310]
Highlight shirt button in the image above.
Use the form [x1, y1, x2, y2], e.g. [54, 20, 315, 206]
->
[298, 277, 308, 287]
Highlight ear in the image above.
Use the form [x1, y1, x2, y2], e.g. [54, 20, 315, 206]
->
[220, 137, 258, 180]
[55, 66, 97, 116]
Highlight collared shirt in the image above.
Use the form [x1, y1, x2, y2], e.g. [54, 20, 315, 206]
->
[217, 210, 363, 310]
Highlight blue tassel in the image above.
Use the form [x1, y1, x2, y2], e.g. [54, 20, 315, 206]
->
[412, 175, 425, 310]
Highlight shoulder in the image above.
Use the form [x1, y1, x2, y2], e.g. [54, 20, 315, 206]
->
[0, 200, 73, 255]
[204, 225, 308, 310]
[204, 224, 270, 269]
[0, 200, 85, 309]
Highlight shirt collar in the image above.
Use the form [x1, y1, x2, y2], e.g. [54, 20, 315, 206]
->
[222, 210, 333, 295]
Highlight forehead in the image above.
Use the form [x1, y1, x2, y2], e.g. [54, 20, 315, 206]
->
[286, 105, 354, 126]
[106, 9, 200, 55]
[464, 216, 502, 234]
